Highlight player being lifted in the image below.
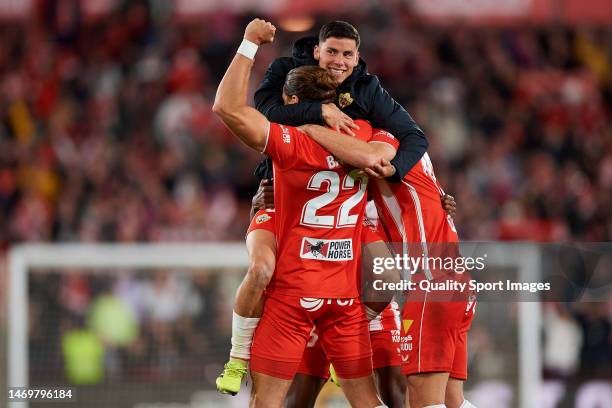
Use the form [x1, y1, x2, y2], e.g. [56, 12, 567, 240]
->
[213, 19, 392, 407]
[217, 19, 442, 403]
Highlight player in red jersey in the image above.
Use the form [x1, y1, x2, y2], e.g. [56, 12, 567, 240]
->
[243, 120, 413, 407]
[213, 19, 395, 407]
[286, 212, 405, 408]
[298, 125, 477, 408]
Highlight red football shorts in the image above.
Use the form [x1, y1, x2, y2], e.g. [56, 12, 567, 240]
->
[400, 290, 476, 380]
[251, 293, 372, 380]
[297, 339, 330, 380]
[368, 302, 401, 369]
[246, 209, 275, 236]
[297, 301, 401, 378]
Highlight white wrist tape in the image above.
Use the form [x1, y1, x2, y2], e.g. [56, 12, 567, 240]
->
[237, 39, 258, 60]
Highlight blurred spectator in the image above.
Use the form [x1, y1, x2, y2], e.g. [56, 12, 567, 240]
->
[0, 4, 611, 246]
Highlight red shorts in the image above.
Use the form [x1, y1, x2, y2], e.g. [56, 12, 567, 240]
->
[368, 301, 401, 369]
[400, 293, 476, 380]
[251, 293, 372, 380]
[246, 209, 275, 236]
[297, 302, 401, 378]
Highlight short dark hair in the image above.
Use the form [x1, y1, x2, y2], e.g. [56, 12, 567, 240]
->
[319, 21, 360, 48]
[283, 66, 336, 103]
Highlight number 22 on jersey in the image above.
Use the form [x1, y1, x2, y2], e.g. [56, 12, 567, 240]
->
[300, 170, 367, 228]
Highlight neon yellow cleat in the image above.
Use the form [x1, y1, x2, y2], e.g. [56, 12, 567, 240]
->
[216, 358, 248, 395]
[329, 364, 341, 387]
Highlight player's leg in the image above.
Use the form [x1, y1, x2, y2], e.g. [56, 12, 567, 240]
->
[250, 294, 313, 407]
[284, 374, 327, 408]
[444, 377, 466, 408]
[319, 299, 386, 407]
[401, 293, 466, 407]
[375, 365, 406, 407]
[250, 371, 292, 408]
[233, 227, 275, 319]
[217, 211, 276, 395]
[286, 332, 330, 408]
[406, 372, 450, 407]
[445, 302, 476, 408]
[341, 374, 386, 408]
[369, 317, 405, 407]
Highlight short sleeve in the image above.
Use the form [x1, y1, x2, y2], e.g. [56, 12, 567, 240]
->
[370, 128, 400, 150]
[264, 122, 322, 169]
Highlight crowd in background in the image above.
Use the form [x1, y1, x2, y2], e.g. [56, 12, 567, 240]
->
[0, 0, 610, 405]
[0, 2, 611, 248]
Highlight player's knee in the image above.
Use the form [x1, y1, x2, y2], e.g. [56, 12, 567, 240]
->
[445, 393, 464, 408]
[406, 374, 424, 391]
[248, 257, 274, 289]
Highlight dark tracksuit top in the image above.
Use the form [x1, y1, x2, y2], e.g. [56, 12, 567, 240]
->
[253, 36, 428, 183]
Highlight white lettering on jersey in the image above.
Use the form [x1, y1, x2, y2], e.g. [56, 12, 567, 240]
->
[326, 155, 340, 169]
[280, 125, 291, 143]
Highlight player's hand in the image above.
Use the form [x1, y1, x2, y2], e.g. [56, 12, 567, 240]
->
[360, 159, 396, 179]
[322, 103, 358, 137]
[441, 194, 456, 217]
[244, 19, 276, 45]
[251, 178, 274, 212]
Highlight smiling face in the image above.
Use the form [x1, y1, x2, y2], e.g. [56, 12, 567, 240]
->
[314, 37, 359, 85]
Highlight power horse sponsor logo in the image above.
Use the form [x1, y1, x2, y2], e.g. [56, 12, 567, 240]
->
[300, 237, 353, 261]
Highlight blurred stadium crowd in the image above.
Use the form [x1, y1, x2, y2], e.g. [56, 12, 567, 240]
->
[0, 1, 611, 405]
[1, 3, 611, 248]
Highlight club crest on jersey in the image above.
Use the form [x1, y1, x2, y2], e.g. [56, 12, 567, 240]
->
[300, 237, 353, 261]
[255, 213, 271, 224]
[338, 92, 353, 108]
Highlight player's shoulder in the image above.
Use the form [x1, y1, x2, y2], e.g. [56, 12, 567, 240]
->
[355, 72, 381, 91]
[351, 73, 383, 107]
[269, 122, 304, 142]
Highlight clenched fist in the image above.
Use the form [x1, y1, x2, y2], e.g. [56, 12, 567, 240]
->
[244, 19, 276, 45]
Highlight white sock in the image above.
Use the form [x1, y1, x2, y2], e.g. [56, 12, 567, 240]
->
[374, 405, 388, 408]
[424, 405, 446, 408]
[364, 305, 380, 321]
[229, 311, 260, 360]
[460, 400, 476, 408]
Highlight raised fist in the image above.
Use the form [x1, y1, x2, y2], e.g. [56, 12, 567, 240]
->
[244, 19, 276, 45]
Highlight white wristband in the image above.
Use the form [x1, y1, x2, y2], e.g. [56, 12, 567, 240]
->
[237, 39, 258, 60]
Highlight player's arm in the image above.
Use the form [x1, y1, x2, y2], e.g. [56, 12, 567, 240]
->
[299, 124, 396, 169]
[362, 238, 400, 313]
[212, 19, 276, 152]
[366, 76, 429, 181]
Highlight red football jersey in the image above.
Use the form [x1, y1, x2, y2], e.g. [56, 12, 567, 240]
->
[368, 129, 458, 280]
[263, 121, 373, 298]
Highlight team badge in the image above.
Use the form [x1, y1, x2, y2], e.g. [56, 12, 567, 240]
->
[255, 213, 271, 224]
[338, 92, 353, 108]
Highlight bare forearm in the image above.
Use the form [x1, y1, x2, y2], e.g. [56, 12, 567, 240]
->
[213, 54, 268, 151]
[213, 53, 252, 117]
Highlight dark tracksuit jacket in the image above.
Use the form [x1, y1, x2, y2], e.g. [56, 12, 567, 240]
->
[253, 36, 428, 183]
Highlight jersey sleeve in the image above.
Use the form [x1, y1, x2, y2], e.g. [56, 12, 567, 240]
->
[264, 122, 321, 169]
[370, 128, 400, 150]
